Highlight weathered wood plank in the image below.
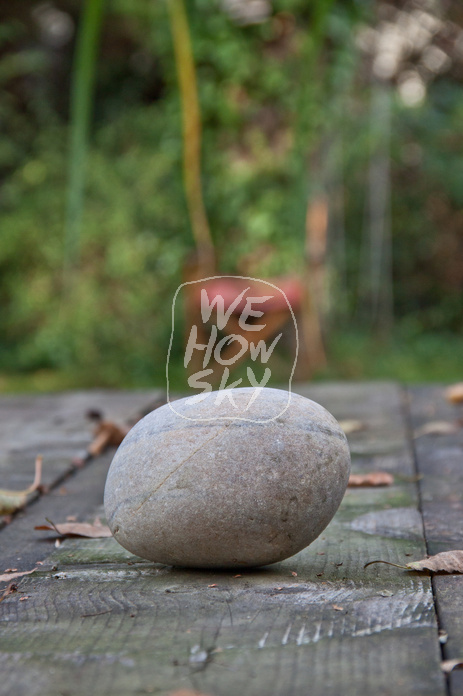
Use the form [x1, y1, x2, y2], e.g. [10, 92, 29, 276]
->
[0, 390, 163, 486]
[408, 385, 463, 695]
[0, 390, 163, 528]
[0, 383, 447, 695]
[0, 451, 113, 572]
[0, 391, 163, 568]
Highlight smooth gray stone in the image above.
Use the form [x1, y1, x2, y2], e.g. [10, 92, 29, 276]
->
[104, 387, 351, 568]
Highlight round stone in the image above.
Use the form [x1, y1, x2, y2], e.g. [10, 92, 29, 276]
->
[104, 387, 351, 568]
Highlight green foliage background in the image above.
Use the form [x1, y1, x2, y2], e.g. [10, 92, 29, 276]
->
[0, 0, 462, 391]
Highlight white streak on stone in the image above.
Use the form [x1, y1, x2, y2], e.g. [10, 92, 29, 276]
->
[296, 623, 306, 646]
[281, 623, 292, 645]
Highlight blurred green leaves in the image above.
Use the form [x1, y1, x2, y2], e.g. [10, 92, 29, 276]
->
[64, 0, 105, 273]
[0, 0, 462, 390]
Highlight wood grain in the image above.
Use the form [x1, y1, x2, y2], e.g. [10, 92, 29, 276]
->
[0, 390, 163, 531]
[0, 383, 447, 695]
[408, 385, 463, 696]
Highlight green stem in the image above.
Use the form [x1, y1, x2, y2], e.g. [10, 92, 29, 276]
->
[63, 0, 105, 276]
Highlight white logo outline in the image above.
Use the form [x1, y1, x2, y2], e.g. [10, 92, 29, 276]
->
[166, 275, 299, 423]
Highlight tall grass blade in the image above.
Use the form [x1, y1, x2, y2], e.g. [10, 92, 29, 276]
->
[63, 0, 105, 276]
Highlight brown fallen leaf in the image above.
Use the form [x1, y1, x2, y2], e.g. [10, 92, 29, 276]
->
[88, 420, 129, 457]
[406, 550, 463, 573]
[332, 604, 344, 611]
[414, 421, 460, 438]
[339, 419, 365, 434]
[445, 382, 463, 405]
[72, 418, 130, 467]
[0, 456, 43, 515]
[348, 472, 394, 487]
[0, 569, 36, 584]
[365, 550, 463, 574]
[75, 399, 168, 466]
[0, 583, 17, 603]
[35, 517, 112, 539]
[72, 412, 131, 466]
[441, 659, 463, 674]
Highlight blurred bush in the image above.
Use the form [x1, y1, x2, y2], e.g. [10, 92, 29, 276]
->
[0, 0, 462, 389]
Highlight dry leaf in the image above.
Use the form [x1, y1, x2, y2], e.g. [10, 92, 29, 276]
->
[72, 412, 130, 466]
[339, 419, 365, 434]
[0, 583, 17, 603]
[0, 455, 43, 515]
[445, 383, 463, 404]
[407, 550, 463, 573]
[88, 420, 129, 457]
[414, 421, 460, 438]
[35, 517, 112, 539]
[0, 569, 36, 584]
[348, 472, 394, 487]
[365, 550, 463, 573]
[75, 399, 166, 466]
[332, 604, 344, 611]
[441, 659, 463, 674]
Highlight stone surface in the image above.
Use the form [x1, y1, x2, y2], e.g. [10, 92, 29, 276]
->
[104, 387, 351, 568]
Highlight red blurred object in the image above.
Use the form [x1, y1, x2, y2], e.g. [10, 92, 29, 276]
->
[191, 276, 303, 315]
[181, 193, 330, 381]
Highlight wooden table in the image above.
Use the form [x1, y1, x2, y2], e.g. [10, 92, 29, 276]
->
[0, 383, 462, 696]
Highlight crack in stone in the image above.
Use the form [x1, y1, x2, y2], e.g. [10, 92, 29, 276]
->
[132, 390, 262, 515]
[132, 420, 235, 515]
